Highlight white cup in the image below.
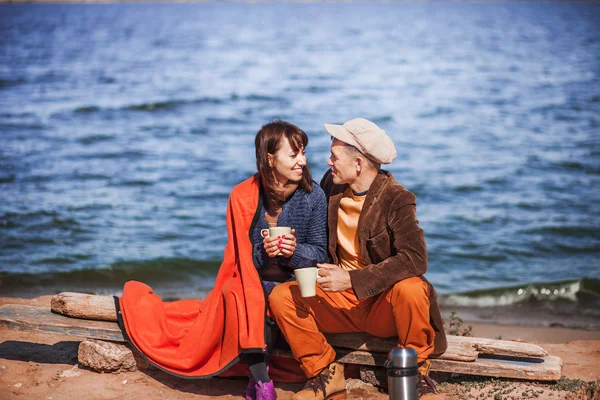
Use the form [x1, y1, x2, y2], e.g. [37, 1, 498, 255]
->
[261, 226, 292, 256]
[294, 267, 318, 297]
[268, 226, 292, 238]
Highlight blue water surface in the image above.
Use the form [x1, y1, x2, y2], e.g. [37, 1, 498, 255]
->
[0, 2, 599, 300]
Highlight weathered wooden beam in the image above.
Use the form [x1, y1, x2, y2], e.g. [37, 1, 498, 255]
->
[0, 304, 124, 342]
[326, 333, 478, 362]
[0, 304, 562, 381]
[50, 293, 548, 359]
[2, 303, 475, 361]
[51, 292, 117, 322]
[448, 335, 548, 358]
[279, 348, 562, 382]
[325, 332, 548, 359]
[431, 356, 563, 381]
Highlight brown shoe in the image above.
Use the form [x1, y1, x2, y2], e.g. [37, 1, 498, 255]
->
[418, 360, 444, 400]
[292, 362, 347, 400]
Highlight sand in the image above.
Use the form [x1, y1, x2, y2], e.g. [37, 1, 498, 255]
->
[1, 296, 599, 400]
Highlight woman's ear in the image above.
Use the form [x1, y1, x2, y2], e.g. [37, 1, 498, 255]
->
[268, 153, 274, 168]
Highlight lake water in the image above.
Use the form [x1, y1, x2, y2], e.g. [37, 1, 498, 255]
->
[1, 2, 599, 327]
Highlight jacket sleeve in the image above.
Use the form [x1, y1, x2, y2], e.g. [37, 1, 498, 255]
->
[348, 190, 428, 300]
[279, 188, 329, 269]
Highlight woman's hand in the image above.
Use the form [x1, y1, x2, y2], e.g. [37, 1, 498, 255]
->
[278, 229, 297, 258]
[262, 228, 297, 258]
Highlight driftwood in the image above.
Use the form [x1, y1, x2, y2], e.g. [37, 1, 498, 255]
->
[325, 332, 548, 359]
[49, 293, 549, 360]
[51, 292, 117, 322]
[431, 356, 564, 382]
[0, 294, 564, 381]
[1, 304, 122, 341]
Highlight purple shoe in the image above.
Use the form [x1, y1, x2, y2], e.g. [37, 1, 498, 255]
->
[246, 379, 276, 400]
[246, 376, 257, 400]
[256, 380, 276, 400]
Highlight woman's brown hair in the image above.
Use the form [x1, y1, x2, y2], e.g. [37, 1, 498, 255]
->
[255, 119, 313, 199]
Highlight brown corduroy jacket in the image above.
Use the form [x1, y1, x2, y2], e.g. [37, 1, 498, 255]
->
[320, 169, 447, 358]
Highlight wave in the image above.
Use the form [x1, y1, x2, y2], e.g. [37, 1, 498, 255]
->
[1, 210, 83, 232]
[205, 116, 247, 125]
[0, 77, 26, 90]
[438, 278, 600, 309]
[244, 94, 289, 103]
[72, 97, 224, 114]
[71, 93, 293, 116]
[76, 134, 115, 145]
[454, 185, 482, 193]
[0, 112, 36, 119]
[417, 107, 455, 119]
[0, 122, 45, 131]
[74, 105, 101, 113]
[0, 258, 221, 295]
[125, 97, 224, 111]
[521, 225, 599, 239]
[0, 174, 16, 184]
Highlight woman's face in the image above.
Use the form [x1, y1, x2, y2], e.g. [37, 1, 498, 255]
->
[269, 136, 306, 185]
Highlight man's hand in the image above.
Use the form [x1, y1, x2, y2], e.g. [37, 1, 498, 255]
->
[317, 263, 352, 292]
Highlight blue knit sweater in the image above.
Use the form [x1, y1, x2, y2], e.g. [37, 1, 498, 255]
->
[252, 183, 329, 290]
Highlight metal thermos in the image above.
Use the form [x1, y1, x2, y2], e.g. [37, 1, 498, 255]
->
[385, 346, 419, 400]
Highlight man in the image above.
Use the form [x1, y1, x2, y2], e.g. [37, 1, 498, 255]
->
[269, 118, 447, 400]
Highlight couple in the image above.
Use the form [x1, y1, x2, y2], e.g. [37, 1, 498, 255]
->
[117, 118, 447, 400]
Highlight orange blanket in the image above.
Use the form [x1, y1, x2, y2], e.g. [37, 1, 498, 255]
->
[117, 176, 269, 377]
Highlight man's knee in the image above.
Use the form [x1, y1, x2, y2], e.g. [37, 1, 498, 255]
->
[268, 281, 296, 315]
[390, 277, 429, 305]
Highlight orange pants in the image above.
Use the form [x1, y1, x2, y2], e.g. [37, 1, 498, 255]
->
[268, 276, 435, 378]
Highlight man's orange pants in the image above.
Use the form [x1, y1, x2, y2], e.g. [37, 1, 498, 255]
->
[269, 276, 435, 378]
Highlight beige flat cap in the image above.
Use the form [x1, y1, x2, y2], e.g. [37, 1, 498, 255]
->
[324, 118, 397, 164]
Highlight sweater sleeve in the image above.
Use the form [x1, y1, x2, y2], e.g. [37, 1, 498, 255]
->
[279, 187, 329, 269]
[253, 236, 279, 271]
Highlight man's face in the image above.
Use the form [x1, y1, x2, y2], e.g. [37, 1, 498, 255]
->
[328, 139, 357, 185]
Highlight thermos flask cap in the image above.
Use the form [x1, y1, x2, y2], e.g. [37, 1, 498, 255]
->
[388, 347, 418, 369]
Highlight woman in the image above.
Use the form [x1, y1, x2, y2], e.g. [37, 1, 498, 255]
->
[116, 120, 327, 400]
[246, 120, 328, 399]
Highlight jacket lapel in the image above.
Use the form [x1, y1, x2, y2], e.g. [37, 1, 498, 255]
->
[328, 190, 344, 264]
[357, 171, 391, 237]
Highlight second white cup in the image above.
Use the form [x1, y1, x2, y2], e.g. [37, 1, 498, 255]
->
[294, 267, 318, 297]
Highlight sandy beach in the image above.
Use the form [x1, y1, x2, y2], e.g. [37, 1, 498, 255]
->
[1, 296, 599, 400]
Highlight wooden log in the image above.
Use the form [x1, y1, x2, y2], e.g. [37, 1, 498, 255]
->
[0, 304, 124, 342]
[431, 356, 563, 381]
[325, 332, 547, 359]
[51, 292, 117, 322]
[448, 335, 548, 358]
[50, 293, 549, 359]
[278, 347, 562, 382]
[326, 333, 478, 362]
[0, 304, 562, 381]
[4, 303, 477, 361]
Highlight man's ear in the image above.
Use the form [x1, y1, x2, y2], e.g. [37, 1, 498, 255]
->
[355, 157, 363, 173]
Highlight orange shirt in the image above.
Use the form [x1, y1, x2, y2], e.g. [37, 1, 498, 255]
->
[337, 188, 367, 271]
